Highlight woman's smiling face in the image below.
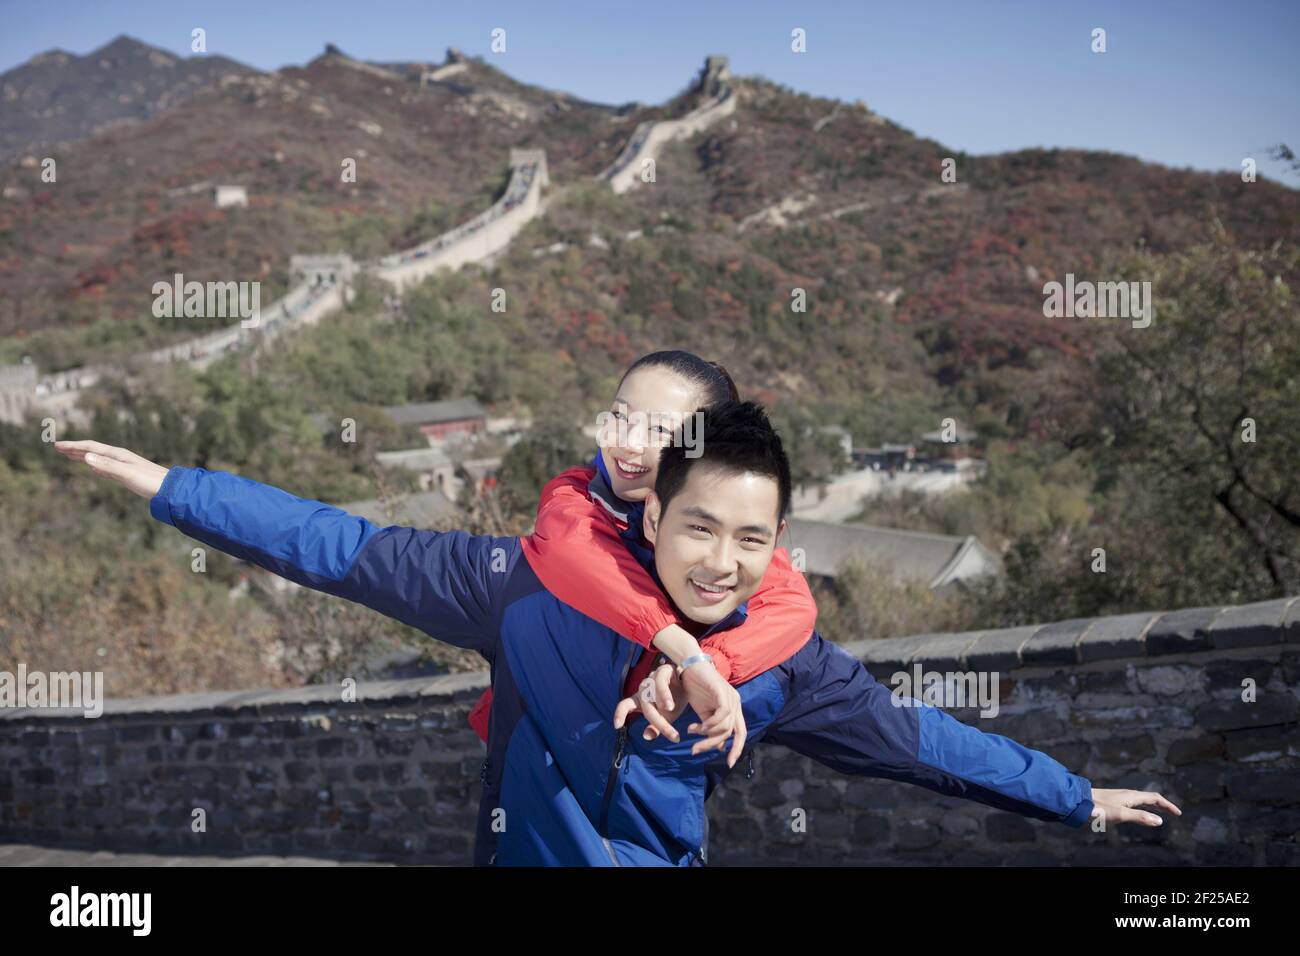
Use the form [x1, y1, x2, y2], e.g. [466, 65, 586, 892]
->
[598, 366, 703, 502]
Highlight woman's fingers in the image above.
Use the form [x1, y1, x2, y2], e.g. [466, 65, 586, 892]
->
[654, 666, 675, 713]
[727, 714, 748, 768]
[694, 702, 738, 736]
[690, 729, 730, 756]
[639, 698, 680, 743]
[612, 697, 639, 729]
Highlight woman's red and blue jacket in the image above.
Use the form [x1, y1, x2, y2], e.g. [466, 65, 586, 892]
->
[148, 464, 1096, 866]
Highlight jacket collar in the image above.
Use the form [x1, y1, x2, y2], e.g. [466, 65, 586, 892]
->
[588, 454, 749, 637]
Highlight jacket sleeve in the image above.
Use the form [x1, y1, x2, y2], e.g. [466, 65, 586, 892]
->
[701, 547, 816, 684]
[149, 466, 508, 653]
[519, 466, 677, 650]
[763, 634, 1095, 827]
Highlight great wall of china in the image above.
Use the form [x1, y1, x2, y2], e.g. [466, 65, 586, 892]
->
[597, 55, 735, 194]
[4, 596, 1297, 864]
[0, 55, 735, 427]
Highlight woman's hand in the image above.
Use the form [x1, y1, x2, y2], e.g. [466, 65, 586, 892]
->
[1090, 788, 1182, 827]
[54, 440, 169, 499]
[614, 664, 686, 743]
[614, 660, 747, 767]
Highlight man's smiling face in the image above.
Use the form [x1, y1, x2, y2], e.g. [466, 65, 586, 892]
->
[643, 464, 784, 626]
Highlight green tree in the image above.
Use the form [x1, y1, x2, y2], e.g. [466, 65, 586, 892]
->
[497, 419, 588, 517]
[1077, 230, 1300, 599]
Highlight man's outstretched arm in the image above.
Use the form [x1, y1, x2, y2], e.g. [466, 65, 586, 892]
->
[763, 633, 1179, 828]
[56, 441, 509, 653]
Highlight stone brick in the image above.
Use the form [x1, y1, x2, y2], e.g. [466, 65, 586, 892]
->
[800, 785, 842, 811]
[315, 738, 344, 758]
[747, 781, 789, 809]
[1194, 842, 1255, 866]
[843, 779, 900, 810]
[1093, 734, 1156, 765]
[1208, 598, 1293, 649]
[398, 787, 429, 809]
[375, 737, 418, 758]
[1134, 665, 1192, 697]
[1285, 601, 1300, 643]
[1145, 606, 1224, 656]
[1225, 768, 1300, 804]
[985, 812, 1036, 842]
[856, 634, 936, 670]
[283, 762, 315, 784]
[1022, 618, 1091, 666]
[1264, 842, 1300, 865]
[849, 814, 890, 843]
[1236, 806, 1300, 839]
[1195, 695, 1299, 733]
[806, 811, 850, 841]
[1223, 724, 1300, 762]
[909, 631, 986, 671]
[1165, 734, 1224, 766]
[965, 626, 1042, 671]
[1204, 658, 1275, 691]
[1078, 612, 1157, 662]
[894, 819, 941, 849]
[1174, 765, 1225, 802]
[940, 811, 979, 837]
[1078, 668, 1132, 694]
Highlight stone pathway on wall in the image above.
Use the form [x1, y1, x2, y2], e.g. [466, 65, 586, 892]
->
[0, 843, 393, 866]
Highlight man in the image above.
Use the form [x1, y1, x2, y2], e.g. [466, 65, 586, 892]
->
[56, 402, 1178, 865]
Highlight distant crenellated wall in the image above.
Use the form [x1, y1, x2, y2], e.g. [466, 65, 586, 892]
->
[371, 150, 548, 292]
[599, 86, 736, 194]
[3, 597, 1297, 865]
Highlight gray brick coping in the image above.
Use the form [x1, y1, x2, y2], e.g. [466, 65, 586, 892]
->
[1, 599, 1295, 724]
[0, 669, 489, 725]
[854, 597, 1298, 672]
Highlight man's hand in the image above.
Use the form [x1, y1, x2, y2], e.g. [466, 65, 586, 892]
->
[1090, 788, 1182, 827]
[614, 658, 747, 768]
[54, 441, 169, 499]
[614, 663, 685, 743]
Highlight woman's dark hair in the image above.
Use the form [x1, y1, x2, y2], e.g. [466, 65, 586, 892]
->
[618, 350, 739, 407]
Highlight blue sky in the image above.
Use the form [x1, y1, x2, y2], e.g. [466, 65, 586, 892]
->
[2, 0, 1297, 183]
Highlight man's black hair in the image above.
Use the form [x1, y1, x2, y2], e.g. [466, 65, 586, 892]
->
[654, 400, 792, 524]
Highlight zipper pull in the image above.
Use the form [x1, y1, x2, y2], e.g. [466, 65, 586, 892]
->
[612, 727, 628, 769]
[744, 750, 756, 780]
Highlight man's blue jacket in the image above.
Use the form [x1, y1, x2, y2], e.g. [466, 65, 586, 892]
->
[149, 464, 1095, 866]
